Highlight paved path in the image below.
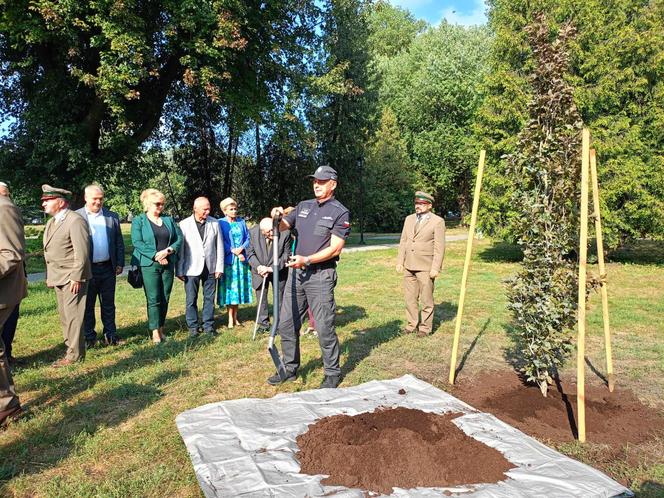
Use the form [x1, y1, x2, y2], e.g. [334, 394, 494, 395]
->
[27, 233, 468, 283]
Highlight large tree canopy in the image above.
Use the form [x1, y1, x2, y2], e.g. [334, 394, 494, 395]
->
[0, 0, 317, 196]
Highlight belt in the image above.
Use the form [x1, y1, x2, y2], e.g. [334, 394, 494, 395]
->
[302, 260, 336, 272]
[92, 260, 111, 266]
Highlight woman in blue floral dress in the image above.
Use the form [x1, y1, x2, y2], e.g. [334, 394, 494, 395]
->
[218, 197, 252, 328]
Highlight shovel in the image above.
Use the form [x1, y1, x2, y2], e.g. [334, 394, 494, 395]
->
[267, 213, 289, 381]
[252, 275, 268, 340]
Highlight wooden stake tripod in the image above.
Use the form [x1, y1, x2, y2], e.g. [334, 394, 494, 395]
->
[577, 128, 615, 442]
[447, 136, 614, 443]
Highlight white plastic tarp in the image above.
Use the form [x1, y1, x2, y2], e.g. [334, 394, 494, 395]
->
[176, 375, 632, 497]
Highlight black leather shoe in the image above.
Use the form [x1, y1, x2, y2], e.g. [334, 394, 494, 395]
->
[267, 371, 297, 386]
[85, 337, 97, 349]
[104, 335, 123, 346]
[0, 405, 24, 429]
[320, 375, 342, 389]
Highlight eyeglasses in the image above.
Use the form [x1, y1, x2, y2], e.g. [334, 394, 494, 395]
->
[153, 202, 164, 207]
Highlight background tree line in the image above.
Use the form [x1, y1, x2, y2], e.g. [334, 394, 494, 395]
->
[1, 0, 661, 245]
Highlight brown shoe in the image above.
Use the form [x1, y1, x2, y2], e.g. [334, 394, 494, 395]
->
[416, 330, 430, 337]
[51, 358, 76, 368]
[0, 405, 24, 429]
[400, 328, 416, 335]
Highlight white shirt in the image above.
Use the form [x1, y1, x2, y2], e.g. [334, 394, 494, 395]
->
[86, 209, 110, 263]
[54, 208, 69, 223]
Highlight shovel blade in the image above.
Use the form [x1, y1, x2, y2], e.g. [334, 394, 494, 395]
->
[268, 344, 289, 381]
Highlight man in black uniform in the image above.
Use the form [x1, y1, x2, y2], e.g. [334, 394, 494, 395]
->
[269, 165, 350, 388]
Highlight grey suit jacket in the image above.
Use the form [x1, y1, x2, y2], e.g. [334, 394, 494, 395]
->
[246, 225, 291, 290]
[43, 209, 92, 286]
[176, 215, 224, 277]
[76, 207, 125, 269]
[397, 212, 446, 272]
[0, 195, 28, 311]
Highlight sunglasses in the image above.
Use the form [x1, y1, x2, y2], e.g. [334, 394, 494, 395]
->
[153, 202, 164, 207]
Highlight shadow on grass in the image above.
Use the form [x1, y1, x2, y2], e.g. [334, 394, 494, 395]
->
[478, 238, 664, 266]
[18, 314, 211, 406]
[433, 301, 457, 332]
[453, 318, 490, 381]
[13, 308, 194, 367]
[297, 320, 400, 384]
[0, 368, 186, 482]
[606, 239, 664, 266]
[477, 241, 523, 263]
[639, 481, 664, 497]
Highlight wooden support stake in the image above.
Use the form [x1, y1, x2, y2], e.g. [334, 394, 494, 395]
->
[449, 150, 486, 385]
[590, 149, 614, 392]
[577, 128, 590, 443]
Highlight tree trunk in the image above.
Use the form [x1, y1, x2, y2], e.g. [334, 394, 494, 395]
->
[223, 120, 235, 198]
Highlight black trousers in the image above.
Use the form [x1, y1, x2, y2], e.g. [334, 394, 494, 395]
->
[0, 304, 19, 358]
[84, 261, 118, 341]
[278, 266, 340, 377]
[255, 272, 287, 328]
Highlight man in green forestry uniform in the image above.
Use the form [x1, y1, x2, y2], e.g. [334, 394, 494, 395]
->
[42, 185, 92, 366]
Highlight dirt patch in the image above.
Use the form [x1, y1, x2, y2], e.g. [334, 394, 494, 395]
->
[451, 370, 664, 445]
[296, 407, 514, 495]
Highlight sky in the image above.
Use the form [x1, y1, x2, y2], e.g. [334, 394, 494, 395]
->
[387, 0, 488, 27]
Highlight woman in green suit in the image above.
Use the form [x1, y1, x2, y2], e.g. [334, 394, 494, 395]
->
[131, 189, 183, 344]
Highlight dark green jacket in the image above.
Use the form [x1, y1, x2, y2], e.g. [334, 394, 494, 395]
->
[131, 213, 183, 267]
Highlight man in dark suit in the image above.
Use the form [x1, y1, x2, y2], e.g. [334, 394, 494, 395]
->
[0, 191, 27, 426]
[246, 217, 291, 332]
[76, 185, 125, 347]
[42, 184, 92, 366]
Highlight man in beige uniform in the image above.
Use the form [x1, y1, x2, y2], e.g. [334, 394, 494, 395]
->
[42, 185, 92, 366]
[0, 192, 27, 426]
[396, 191, 445, 337]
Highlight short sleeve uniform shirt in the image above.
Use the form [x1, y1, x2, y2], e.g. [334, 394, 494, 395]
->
[284, 197, 350, 260]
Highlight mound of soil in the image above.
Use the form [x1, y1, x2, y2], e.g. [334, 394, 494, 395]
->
[296, 407, 514, 495]
[451, 370, 664, 445]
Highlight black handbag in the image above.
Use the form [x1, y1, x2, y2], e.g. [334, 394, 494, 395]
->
[127, 265, 143, 289]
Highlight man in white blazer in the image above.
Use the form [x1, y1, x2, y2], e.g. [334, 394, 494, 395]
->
[176, 197, 224, 336]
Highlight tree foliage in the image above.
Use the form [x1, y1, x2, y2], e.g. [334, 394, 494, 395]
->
[363, 108, 415, 230]
[377, 21, 491, 216]
[0, 0, 317, 198]
[477, 0, 664, 246]
[310, 0, 374, 218]
[505, 16, 581, 396]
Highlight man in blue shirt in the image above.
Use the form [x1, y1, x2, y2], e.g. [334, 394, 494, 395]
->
[269, 165, 350, 388]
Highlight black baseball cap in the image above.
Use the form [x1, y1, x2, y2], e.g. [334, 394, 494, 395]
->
[307, 165, 338, 181]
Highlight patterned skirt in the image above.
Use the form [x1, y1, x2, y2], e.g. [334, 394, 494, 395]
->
[217, 260, 253, 306]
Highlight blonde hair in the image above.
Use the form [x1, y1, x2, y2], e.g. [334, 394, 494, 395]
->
[220, 197, 237, 213]
[140, 188, 166, 212]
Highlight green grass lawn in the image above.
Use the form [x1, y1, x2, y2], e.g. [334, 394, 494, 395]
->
[2, 238, 663, 497]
